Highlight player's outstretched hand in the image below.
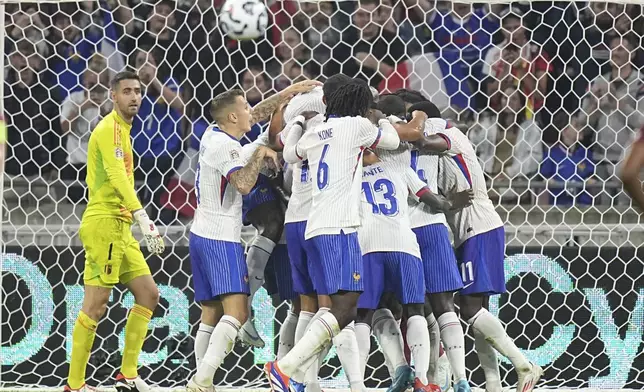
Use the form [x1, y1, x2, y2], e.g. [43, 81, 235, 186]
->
[259, 146, 281, 172]
[283, 80, 323, 96]
[133, 209, 165, 255]
[449, 189, 474, 211]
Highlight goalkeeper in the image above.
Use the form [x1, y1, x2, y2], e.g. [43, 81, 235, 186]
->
[66, 71, 165, 392]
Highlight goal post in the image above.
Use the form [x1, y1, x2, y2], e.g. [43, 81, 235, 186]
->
[1, 0, 643, 391]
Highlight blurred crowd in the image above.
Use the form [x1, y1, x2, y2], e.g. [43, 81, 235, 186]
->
[4, 0, 644, 224]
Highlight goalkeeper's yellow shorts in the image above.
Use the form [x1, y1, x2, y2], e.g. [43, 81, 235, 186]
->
[80, 218, 151, 288]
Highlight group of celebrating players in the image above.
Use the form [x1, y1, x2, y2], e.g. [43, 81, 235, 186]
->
[187, 73, 545, 392]
[65, 71, 545, 392]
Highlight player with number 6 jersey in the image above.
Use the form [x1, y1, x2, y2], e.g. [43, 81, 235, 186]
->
[281, 75, 371, 392]
[266, 79, 402, 392]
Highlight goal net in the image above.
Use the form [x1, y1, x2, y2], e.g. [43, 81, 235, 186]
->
[2, 0, 643, 390]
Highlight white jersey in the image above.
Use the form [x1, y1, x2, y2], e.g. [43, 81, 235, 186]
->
[281, 90, 327, 223]
[283, 87, 326, 123]
[296, 116, 399, 239]
[191, 127, 246, 242]
[358, 148, 426, 257]
[282, 114, 325, 223]
[431, 119, 504, 247]
[408, 119, 450, 228]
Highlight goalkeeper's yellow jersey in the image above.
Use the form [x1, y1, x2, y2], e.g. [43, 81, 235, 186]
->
[82, 110, 142, 223]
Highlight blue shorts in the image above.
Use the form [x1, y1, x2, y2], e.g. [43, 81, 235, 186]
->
[304, 231, 364, 296]
[264, 244, 297, 301]
[285, 221, 319, 295]
[189, 233, 249, 302]
[413, 223, 463, 294]
[358, 252, 425, 310]
[242, 174, 278, 225]
[455, 227, 506, 296]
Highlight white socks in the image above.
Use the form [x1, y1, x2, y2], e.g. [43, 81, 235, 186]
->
[437, 312, 467, 382]
[473, 327, 502, 392]
[354, 322, 372, 377]
[469, 309, 530, 382]
[425, 313, 440, 383]
[194, 316, 241, 386]
[372, 308, 406, 377]
[247, 236, 276, 311]
[278, 311, 340, 376]
[195, 323, 214, 369]
[277, 311, 299, 359]
[406, 315, 430, 384]
[333, 322, 365, 392]
[302, 308, 330, 390]
[295, 311, 314, 344]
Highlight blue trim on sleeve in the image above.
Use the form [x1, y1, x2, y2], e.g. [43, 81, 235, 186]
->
[226, 166, 243, 180]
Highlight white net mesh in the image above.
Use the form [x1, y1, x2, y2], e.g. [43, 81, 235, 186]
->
[2, 0, 644, 390]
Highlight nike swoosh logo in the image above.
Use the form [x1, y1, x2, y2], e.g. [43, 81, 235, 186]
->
[254, 276, 263, 281]
[462, 282, 474, 290]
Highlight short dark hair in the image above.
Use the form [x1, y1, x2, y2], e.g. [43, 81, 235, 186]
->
[325, 79, 373, 119]
[323, 74, 352, 98]
[377, 94, 406, 117]
[408, 101, 441, 119]
[210, 89, 245, 124]
[110, 71, 141, 90]
[394, 88, 429, 104]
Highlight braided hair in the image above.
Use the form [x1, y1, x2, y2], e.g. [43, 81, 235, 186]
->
[325, 79, 373, 120]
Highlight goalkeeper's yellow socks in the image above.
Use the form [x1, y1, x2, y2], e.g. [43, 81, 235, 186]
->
[121, 304, 153, 378]
[68, 311, 98, 389]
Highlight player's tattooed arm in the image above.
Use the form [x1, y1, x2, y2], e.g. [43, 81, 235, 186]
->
[229, 146, 280, 195]
[267, 104, 286, 151]
[251, 80, 323, 125]
[251, 94, 288, 126]
[417, 188, 474, 213]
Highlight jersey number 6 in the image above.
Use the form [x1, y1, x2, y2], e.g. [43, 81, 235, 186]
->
[317, 144, 330, 190]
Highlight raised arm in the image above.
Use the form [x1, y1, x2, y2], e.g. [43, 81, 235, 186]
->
[371, 120, 401, 150]
[251, 80, 322, 125]
[267, 104, 287, 151]
[229, 146, 278, 195]
[282, 117, 306, 164]
[412, 134, 451, 154]
[96, 125, 142, 212]
[392, 111, 427, 142]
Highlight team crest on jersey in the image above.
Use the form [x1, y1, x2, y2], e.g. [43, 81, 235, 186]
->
[353, 272, 361, 281]
[230, 150, 240, 160]
[115, 147, 124, 159]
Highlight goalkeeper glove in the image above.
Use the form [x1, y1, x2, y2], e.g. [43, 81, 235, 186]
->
[133, 209, 165, 255]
